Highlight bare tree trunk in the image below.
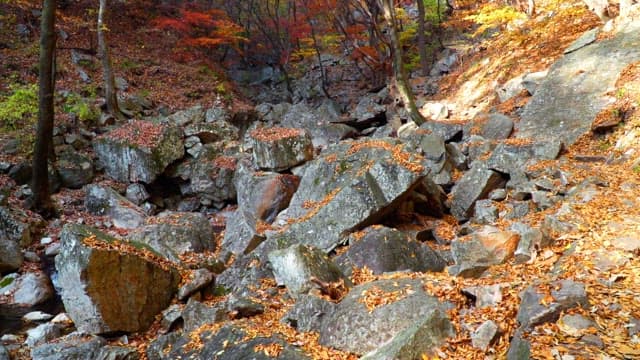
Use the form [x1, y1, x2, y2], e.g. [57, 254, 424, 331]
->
[379, 0, 426, 125]
[32, 0, 57, 217]
[98, 0, 125, 121]
[416, 0, 429, 76]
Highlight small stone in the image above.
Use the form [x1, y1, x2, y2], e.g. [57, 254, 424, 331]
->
[580, 334, 604, 349]
[40, 237, 53, 245]
[22, 311, 54, 323]
[1, 334, 19, 344]
[471, 320, 499, 350]
[23, 251, 40, 263]
[50, 313, 73, 326]
[558, 314, 596, 337]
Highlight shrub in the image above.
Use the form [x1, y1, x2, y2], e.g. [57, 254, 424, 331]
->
[0, 83, 38, 131]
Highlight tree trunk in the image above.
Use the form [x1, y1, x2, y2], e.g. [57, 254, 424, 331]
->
[379, 0, 425, 125]
[98, 0, 125, 121]
[416, 0, 429, 76]
[32, 0, 57, 217]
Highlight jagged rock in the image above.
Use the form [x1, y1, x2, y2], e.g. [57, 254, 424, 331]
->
[125, 184, 149, 206]
[471, 320, 499, 350]
[219, 210, 265, 259]
[31, 335, 106, 360]
[319, 278, 453, 355]
[93, 121, 184, 183]
[462, 284, 503, 308]
[205, 105, 231, 123]
[0, 206, 44, 247]
[518, 26, 640, 146]
[270, 138, 429, 253]
[419, 121, 463, 143]
[159, 304, 182, 333]
[351, 92, 387, 127]
[268, 244, 345, 297]
[56, 151, 94, 189]
[474, 199, 498, 224]
[55, 224, 179, 334]
[541, 214, 575, 246]
[557, 314, 596, 337]
[565, 27, 599, 54]
[522, 70, 549, 95]
[226, 295, 265, 319]
[0, 232, 22, 273]
[479, 113, 514, 140]
[487, 140, 562, 177]
[130, 211, 214, 264]
[166, 105, 205, 127]
[85, 184, 145, 230]
[282, 295, 335, 332]
[506, 329, 531, 360]
[22, 311, 54, 323]
[148, 325, 310, 360]
[449, 226, 519, 278]
[190, 155, 237, 204]
[182, 298, 226, 332]
[465, 135, 495, 163]
[25, 323, 61, 347]
[184, 121, 239, 144]
[511, 222, 543, 264]
[8, 161, 31, 184]
[410, 177, 448, 217]
[178, 269, 215, 301]
[250, 127, 314, 171]
[446, 142, 467, 170]
[450, 162, 506, 221]
[502, 201, 530, 220]
[0, 345, 7, 360]
[216, 251, 274, 298]
[517, 280, 589, 330]
[13, 272, 54, 306]
[95, 345, 140, 360]
[496, 74, 525, 103]
[336, 226, 445, 276]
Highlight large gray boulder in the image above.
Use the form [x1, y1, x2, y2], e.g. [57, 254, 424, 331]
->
[517, 24, 640, 146]
[450, 162, 505, 221]
[336, 226, 446, 276]
[56, 151, 94, 189]
[449, 226, 520, 278]
[55, 224, 179, 334]
[319, 278, 453, 355]
[270, 138, 429, 253]
[93, 120, 184, 183]
[190, 155, 237, 205]
[0, 206, 44, 247]
[85, 184, 145, 229]
[517, 279, 588, 330]
[12, 272, 54, 306]
[31, 334, 106, 360]
[130, 211, 215, 264]
[250, 127, 314, 171]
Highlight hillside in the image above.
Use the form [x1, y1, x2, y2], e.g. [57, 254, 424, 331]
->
[1, 0, 640, 359]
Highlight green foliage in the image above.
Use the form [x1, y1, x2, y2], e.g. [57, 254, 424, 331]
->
[0, 275, 14, 288]
[0, 83, 38, 131]
[465, 4, 526, 37]
[62, 92, 99, 123]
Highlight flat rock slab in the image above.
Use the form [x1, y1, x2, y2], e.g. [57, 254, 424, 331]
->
[55, 224, 179, 334]
[270, 138, 429, 253]
[517, 26, 640, 146]
[93, 120, 184, 183]
[319, 278, 452, 355]
[251, 127, 314, 171]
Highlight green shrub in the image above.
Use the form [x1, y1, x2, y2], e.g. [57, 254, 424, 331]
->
[0, 83, 38, 131]
[62, 93, 99, 123]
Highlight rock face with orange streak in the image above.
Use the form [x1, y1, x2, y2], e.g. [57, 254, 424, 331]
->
[55, 224, 179, 334]
[448, 226, 520, 278]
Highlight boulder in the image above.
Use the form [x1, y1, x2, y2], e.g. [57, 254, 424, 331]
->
[183, 121, 239, 144]
[479, 113, 514, 140]
[350, 92, 387, 128]
[130, 211, 214, 264]
[510, 222, 543, 264]
[165, 105, 205, 127]
[190, 155, 237, 205]
[450, 162, 506, 221]
[56, 151, 94, 189]
[506, 329, 530, 360]
[268, 244, 345, 297]
[25, 323, 61, 347]
[335, 226, 446, 276]
[449, 226, 519, 278]
[0, 206, 44, 247]
[522, 70, 548, 95]
[125, 183, 150, 206]
[182, 298, 227, 332]
[270, 138, 429, 253]
[95, 346, 140, 360]
[177, 268, 215, 301]
[496, 74, 525, 103]
[85, 184, 145, 230]
[31, 335, 106, 360]
[93, 120, 184, 183]
[235, 165, 300, 223]
[462, 284, 503, 308]
[148, 325, 310, 360]
[0, 232, 22, 273]
[517, 26, 640, 146]
[12, 272, 54, 306]
[319, 278, 453, 355]
[282, 295, 335, 332]
[471, 320, 499, 350]
[250, 127, 314, 171]
[219, 210, 266, 258]
[516, 279, 589, 330]
[55, 224, 179, 334]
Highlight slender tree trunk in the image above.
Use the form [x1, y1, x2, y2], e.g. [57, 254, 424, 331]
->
[416, 0, 429, 76]
[379, 0, 426, 125]
[98, 0, 125, 121]
[32, 0, 57, 217]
